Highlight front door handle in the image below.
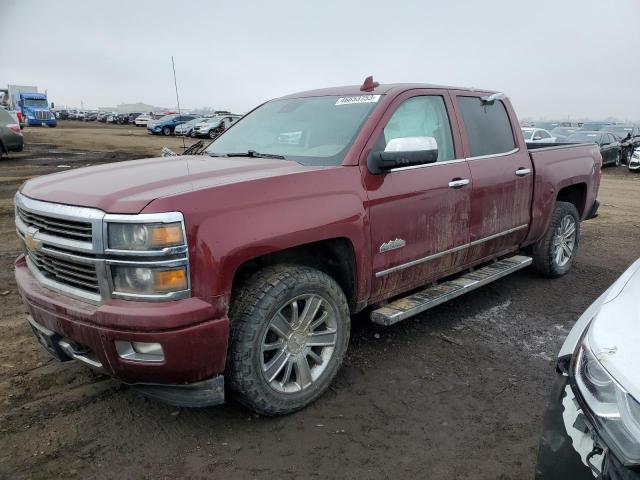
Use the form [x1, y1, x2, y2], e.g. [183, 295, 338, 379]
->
[515, 168, 531, 177]
[448, 178, 470, 189]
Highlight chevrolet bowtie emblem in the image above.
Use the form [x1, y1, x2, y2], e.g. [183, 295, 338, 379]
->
[24, 232, 42, 252]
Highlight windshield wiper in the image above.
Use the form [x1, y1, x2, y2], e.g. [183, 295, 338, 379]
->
[211, 150, 286, 160]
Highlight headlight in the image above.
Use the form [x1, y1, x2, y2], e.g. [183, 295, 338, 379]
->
[573, 334, 640, 465]
[108, 222, 184, 250]
[111, 266, 188, 295]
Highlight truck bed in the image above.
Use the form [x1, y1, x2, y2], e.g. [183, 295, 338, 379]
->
[524, 142, 601, 246]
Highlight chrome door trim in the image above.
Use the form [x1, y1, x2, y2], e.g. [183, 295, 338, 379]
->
[466, 148, 519, 162]
[387, 147, 520, 173]
[389, 158, 467, 172]
[375, 224, 529, 278]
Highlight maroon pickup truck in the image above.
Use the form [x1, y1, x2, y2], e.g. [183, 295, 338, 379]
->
[14, 79, 602, 415]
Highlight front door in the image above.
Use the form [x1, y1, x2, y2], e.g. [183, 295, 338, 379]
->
[453, 94, 534, 263]
[363, 90, 472, 301]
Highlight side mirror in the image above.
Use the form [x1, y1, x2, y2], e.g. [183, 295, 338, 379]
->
[367, 136, 438, 174]
[51, 102, 55, 109]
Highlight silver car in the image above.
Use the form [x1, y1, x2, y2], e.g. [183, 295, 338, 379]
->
[174, 117, 206, 137]
[193, 114, 241, 139]
[0, 107, 24, 155]
[536, 258, 640, 478]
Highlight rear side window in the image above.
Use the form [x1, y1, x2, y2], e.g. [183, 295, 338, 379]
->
[457, 97, 516, 157]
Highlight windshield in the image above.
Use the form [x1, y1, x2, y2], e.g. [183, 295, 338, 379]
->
[606, 127, 633, 137]
[521, 129, 534, 140]
[205, 95, 380, 166]
[24, 98, 48, 108]
[551, 127, 578, 135]
[535, 122, 558, 130]
[567, 132, 600, 143]
[581, 123, 610, 131]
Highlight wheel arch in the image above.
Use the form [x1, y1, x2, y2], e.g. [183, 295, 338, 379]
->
[556, 183, 587, 217]
[231, 237, 359, 313]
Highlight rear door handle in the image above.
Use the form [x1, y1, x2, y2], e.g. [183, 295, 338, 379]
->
[448, 178, 470, 189]
[515, 168, 531, 177]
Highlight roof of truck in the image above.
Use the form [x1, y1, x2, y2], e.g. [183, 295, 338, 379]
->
[279, 82, 498, 100]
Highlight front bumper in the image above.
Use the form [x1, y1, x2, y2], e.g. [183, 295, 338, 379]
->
[536, 374, 640, 480]
[15, 255, 229, 406]
[25, 118, 56, 127]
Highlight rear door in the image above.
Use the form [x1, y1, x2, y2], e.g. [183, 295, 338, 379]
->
[363, 89, 471, 300]
[452, 94, 534, 264]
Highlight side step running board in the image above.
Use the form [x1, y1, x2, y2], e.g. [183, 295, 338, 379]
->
[371, 255, 532, 326]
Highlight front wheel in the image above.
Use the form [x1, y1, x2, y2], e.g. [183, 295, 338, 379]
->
[162, 126, 171, 136]
[227, 265, 350, 416]
[625, 150, 632, 164]
[532, 201, 580, 278]
[208, 129, 217, 139]
[614, 151, 621, 167]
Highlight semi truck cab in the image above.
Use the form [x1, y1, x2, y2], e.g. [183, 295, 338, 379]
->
[17, 92, 57, 127]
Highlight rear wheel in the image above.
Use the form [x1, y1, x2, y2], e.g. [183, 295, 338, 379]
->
[614, 151, 621, 167]
[227, 265, 350, 416]
[626, 150, 632, 164]
[532, 201, 580, 278]
[208, 129, 217, 139]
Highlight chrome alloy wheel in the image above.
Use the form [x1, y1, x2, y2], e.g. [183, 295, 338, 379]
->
[552, 215, 576, 267]
[260, 294, 338, 393]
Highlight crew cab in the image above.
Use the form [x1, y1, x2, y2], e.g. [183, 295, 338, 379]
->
[14, 79, 602, 415]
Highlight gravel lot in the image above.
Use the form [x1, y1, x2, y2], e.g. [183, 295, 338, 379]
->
[1, 122, 639, 480]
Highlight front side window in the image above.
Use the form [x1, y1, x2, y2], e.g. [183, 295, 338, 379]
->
[379, 96, 455, 162]
[205, 95, 379, 166]
[458, 96, 516, 157]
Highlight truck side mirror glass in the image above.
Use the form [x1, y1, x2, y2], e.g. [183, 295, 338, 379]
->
[51, 102, 55, 109]
[367, 136, 438, 174]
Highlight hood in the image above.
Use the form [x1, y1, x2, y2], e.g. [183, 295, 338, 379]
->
[20, 155, 322, 213]
[589, 259, 640, 402]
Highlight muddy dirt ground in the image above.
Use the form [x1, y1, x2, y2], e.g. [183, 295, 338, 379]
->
[1, 122, 639, 480]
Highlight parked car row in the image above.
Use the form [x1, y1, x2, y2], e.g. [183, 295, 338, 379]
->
[147, 112, 241, 138]
[522, 120, 640, 170]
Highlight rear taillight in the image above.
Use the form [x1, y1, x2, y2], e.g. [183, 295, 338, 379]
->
[8, 124, 21, 133]
[16, 111, 23, 123]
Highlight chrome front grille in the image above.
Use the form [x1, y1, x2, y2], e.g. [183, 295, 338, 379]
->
[35, 110, 49, 120]
[26, 248, 100, 294]
[17, 207, 93, 241]
[15, 192, 190, 305]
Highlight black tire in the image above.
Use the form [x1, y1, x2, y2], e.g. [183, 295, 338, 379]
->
[227, 265, 350, 416]
[208, 129, 217, 139]
[532, 201, 580, 278]
[614, 151, 621, 167]
[162, 126, 171, 136]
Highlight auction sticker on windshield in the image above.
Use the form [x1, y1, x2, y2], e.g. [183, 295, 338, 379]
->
[335, 95, 381, 106]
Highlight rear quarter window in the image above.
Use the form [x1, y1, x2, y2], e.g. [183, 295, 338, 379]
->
[458, 97, 516, 157]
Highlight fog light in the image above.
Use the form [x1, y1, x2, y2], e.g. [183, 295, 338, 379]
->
[115, 340, 164, 362]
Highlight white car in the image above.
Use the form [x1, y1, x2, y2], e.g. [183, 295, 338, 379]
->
[536, 258, 640, 478]
[134, 114, 153, 127]
[629, 148, 640, 172]
[521, 127, 556, 143]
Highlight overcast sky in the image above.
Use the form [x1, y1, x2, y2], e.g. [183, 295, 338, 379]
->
[2, 0, 638, 120]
